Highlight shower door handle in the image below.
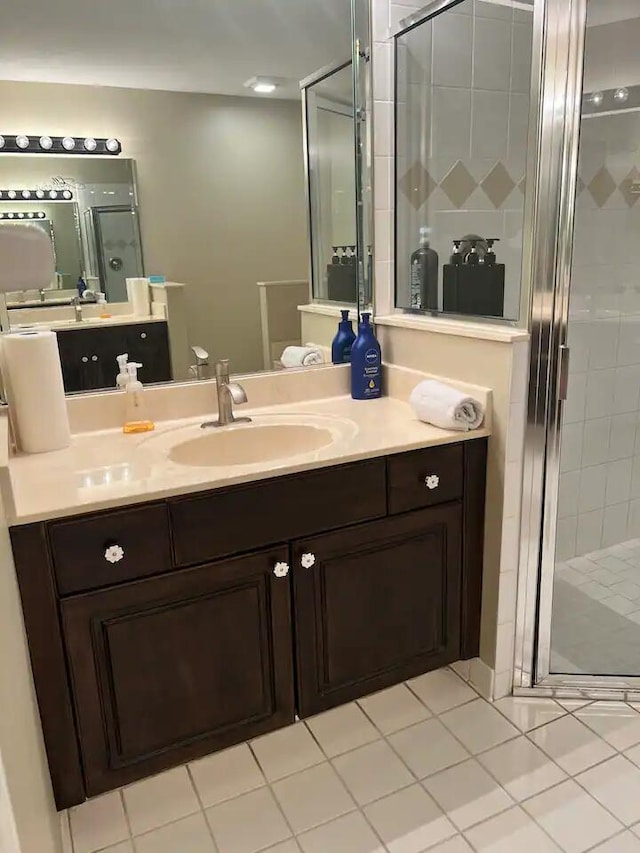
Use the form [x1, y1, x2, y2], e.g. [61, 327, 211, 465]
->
[558, 345, 570, 401]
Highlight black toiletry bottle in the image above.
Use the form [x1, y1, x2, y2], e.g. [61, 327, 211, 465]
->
[409, 226, 439, 310]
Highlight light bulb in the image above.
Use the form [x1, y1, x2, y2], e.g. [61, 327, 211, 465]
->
[62, 190, 72, 199]
[614, 87, 629, 103]
[27, 212, 34, 219]
[253, 82, 276, 94]
[49, 190, 58, 199]
[15, 135, 30, 149]
[21, 190, 31, 199]
[62, 137, 76, 151]
[105, 138, 120, 153]
[7, 190, 16, 199]
[17, 213, 24, 219]
[83, 137, 97, 152]
[591, 91, 604, 106]
[0, 136, 4, 149]
[7, 213, 14, 219]
[39, 135, 53, 150]
[35, 190, 45, 199]
[38, 212, 45, 218]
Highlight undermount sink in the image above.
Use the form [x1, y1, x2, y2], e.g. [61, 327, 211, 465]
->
[142, 413, 358, 469]
[169, 422, 335, 467]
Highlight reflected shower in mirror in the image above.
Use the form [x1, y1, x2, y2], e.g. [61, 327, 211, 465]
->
[0, 0, 370, 392]
[394, 0, 533, 322]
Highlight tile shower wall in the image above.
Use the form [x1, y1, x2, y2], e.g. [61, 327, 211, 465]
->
[558, 110, 640, 560]
[394, 0, 533, 319]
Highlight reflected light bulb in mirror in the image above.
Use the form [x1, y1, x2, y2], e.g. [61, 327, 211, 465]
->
[62, 137, 76, 151]
[0, 136, 5, 149]
[35, 190, 45, 199]
[590, 91, 604, 106]
[21, 190, 31, 198]
[7, 213, 14, 219]
[83, 137, 97, 152]
[62, 190, 72, 199]
[253, 82, 276, 94]
[105, 138, 120, 153]
[49, 191, 58, 199]
[614, 87, 629, 103]
[37, 212, 45, 219]
[39, 136, 53, 150]
[17, 213, 24, 219]
[27, 213, 34, 219]
[15, 135, 30, 149]
[7, 190, 16, 199]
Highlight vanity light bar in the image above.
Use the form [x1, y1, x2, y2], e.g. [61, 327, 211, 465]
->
[0, 188, 73, 200]
[0, 211, 47, 220]
[0, 135, 121, 155]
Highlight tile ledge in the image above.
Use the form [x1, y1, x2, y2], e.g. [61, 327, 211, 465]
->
[375, 314, 530, 343]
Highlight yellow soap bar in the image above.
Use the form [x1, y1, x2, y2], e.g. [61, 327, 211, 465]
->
[123, 420, 155, 434]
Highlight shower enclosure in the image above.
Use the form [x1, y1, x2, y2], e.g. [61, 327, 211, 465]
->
[517, 0, 640, 695]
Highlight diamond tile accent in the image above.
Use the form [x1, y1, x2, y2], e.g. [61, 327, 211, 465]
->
[482, 162, 516, 208]
[620, 167, 640, 207]
[588, 166, 617, 207]
[398, 161, 436, 210]
[440, 161, 477, 208]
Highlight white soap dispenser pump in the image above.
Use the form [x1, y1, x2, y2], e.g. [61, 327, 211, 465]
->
[123, 362, 155, 434]
[116, 353, 129, 389]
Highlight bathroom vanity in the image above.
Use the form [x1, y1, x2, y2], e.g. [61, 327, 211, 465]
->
[8, 419, 487, 809]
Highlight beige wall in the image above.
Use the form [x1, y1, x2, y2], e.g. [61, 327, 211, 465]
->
[0, 492, 60, 853]
[0, 81, 309, 374]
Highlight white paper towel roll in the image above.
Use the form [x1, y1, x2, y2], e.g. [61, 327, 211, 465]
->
[2, 330, 71, 453]
[126, 277, 150, 317]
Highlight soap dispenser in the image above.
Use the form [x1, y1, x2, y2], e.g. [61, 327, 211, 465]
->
[115, 353, 129, 389]
[123, 362, 155, 433]
[331, 310, 356, 364]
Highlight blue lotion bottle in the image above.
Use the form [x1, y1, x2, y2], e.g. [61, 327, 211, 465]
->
[331, 310, 356, 364]
[350, 313, 382, 400]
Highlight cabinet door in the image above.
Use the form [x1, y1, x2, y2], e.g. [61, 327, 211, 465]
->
[125, 323, 172, 384]
[293, 505, 462, 717]
[62, 547, 294, 796]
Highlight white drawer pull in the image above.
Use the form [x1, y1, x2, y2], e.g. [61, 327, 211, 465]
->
[425, 474, 440, 490]
[301, 552, 316, 569]
[273, 561, 289, 578]
[104, 544, 125, 564]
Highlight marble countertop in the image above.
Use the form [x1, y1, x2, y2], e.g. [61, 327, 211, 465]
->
[10, 314, 166, 332]
[3, 395, 490, 525]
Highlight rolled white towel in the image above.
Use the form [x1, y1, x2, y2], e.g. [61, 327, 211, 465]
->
[281, 345, 324, 368]
[409, 379, 484, 431]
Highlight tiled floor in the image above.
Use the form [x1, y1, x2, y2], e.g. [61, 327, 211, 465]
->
[552, 538, 640, 674]
[64, 666, 640, 852]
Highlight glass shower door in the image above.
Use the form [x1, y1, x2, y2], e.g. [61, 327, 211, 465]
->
[549, 0, 640, 677]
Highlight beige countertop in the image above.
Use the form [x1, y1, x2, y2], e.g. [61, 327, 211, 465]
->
[3, 395, 490, 526]
[10, 315, 166, 332]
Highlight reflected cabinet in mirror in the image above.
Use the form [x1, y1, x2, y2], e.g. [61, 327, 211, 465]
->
[0, 0, 372, 392]
[394, 0, 533, 322]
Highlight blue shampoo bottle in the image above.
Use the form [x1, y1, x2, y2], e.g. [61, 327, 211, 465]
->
[331, 309, 356, 364]
[350, 313, 382, 400]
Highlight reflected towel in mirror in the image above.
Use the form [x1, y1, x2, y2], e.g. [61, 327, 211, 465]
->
[409, 379, 484, 431]
[280, 345, 324, 368]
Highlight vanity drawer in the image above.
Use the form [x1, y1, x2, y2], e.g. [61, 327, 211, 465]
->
[170, 459, 387, 567]
[387, 444, 464, 515]
[49, 504, 173, 595]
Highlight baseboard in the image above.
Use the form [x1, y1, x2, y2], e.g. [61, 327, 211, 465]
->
[451, 657, 496, 700]
[59, 811, 72, 853]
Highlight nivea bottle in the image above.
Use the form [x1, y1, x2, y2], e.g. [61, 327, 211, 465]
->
[350, 313, 382, 400]
[331, 310, 356, 364]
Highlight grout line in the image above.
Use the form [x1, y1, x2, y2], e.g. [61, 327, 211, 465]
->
[184, 763, 220, 850]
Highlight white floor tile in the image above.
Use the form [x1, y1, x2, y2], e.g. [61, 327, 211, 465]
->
[406, 668, 477, 715]
[576, 754, 640, 825]
[464, 806, 562, 852]
[358, 683, 431, 734]
[529, 714, 616, 775]
[363, 784, 456, 853]
[590, 833, 640, 852]
[101, 844, 133, 853]
[332, 739, 413, 805]
[134, 813, 216, 853]
[555, 699, 592, 710]
[123, 767, 200, 837]
[272, 762, 355, 834]
[427, 838, 474, 852]
[575, 702, 640, 750]
[523, 779, 622, 853]
[306, 703, 379, 758]
[440, 699, 519, 755]
[297, 811, 384, 853]
[206, 787, 290, 853]
[69, 792, 129, 853]
[388, 718, 470, 779]
[493, 697, 566, 732]
[477, 736, 567, 801]
[422, 758, 513, 831]
[189, 743, 265, 807]
[250, 723, 324, 782]
[262, 843, 301, 853]
[602, 594, 640, 615]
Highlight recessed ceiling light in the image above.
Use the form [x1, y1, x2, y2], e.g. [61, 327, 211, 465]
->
[244, 76, 278, 95]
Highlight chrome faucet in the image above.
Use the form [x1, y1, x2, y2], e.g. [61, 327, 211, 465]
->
[202, 359, 251, 429]
[71, 296, 83, 322]
[189, 345, 210, 380]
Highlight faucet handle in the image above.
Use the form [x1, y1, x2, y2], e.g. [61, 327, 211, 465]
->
[191, 346, 209, 365]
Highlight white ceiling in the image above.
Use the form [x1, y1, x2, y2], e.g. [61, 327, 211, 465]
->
[588, 0, 640, 27]
[0, 0, 352, 99]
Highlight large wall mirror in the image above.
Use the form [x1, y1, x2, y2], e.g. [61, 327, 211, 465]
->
[0, 0, 372, 393]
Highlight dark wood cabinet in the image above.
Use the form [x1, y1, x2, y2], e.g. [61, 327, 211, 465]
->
[293, 505, 462, 717]
[56, 322, 171, 393]
[61, 547, 294, 796]
[11, 438, 487, 808]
